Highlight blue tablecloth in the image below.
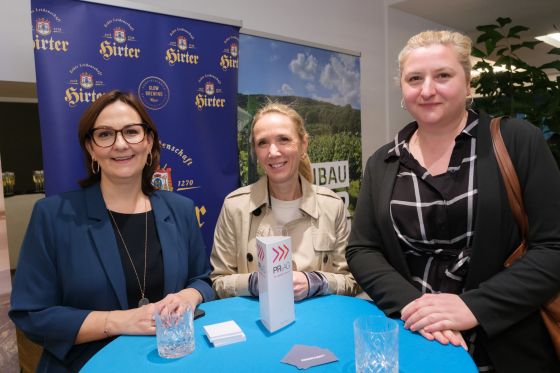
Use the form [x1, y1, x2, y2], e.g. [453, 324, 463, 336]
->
[82, 295, 476, 372]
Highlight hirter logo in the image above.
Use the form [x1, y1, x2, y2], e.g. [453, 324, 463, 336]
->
[79, 72, 93, 89]
[177, 35, 187, 51]
[230, 42, 238, 57]
[204, 81, 215, 96]
[272, 244, 290, 263]
[113, 27, 126, 43]
[36, 18, 51, 36]
[152, 166, 173, 191]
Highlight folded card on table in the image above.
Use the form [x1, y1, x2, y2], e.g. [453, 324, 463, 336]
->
[281, 344, 338, 369]
[203, 320, 246, 347]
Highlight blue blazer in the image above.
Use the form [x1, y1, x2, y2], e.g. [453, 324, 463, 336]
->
[9, 183, 214, 372]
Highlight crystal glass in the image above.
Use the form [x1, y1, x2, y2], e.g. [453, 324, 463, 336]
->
[354, 315, 398, 373]
[155, 307, 195, 359]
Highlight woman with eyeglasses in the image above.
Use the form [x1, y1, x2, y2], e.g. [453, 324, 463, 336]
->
[9, 90, 213, 372]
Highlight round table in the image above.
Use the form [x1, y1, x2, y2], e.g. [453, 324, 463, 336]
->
[82, 295, 477, 372]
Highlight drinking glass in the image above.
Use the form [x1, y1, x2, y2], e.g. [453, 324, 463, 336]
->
[2, 172, 15, 195]
[32, 170, 44, 193]
[155, 307, 195, 358]
[354, 315, 398, 373]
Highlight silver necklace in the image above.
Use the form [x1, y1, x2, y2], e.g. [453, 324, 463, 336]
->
[108, 198, 149, 307]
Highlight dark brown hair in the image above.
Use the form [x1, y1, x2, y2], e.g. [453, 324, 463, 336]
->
[77, 90, 161, 194]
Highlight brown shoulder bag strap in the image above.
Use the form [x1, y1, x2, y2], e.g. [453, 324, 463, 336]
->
[490, 117, 529, 266]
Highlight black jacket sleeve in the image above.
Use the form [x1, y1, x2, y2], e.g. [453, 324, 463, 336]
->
[346, 148, 421, 316]
[461, 118, 560, 337]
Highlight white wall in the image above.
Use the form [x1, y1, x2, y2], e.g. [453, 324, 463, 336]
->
[385, 6, 450, 141]
[0, 0, 448, 164]
[129, 0, 388, 160]
[0, 0, 35, 83]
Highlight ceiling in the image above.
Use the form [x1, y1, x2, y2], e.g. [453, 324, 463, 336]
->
[389, 0, 560, 68]
[2, 1, 559, 100]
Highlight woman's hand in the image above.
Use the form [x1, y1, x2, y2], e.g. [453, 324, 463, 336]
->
[293, 271, 309, 301]
[155, 288, 202, 316]
[107, 303, 157, 336]
[77, 289, 202, 344]
[76, 303, 157, 344]
[419, 328, 467, 350]
[401, 293, 478, 333]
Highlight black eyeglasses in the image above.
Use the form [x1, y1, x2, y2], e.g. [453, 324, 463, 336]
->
[89, 124, 148, 148]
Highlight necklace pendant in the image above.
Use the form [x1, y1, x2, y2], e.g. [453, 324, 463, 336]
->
[138, 297, 150, 307]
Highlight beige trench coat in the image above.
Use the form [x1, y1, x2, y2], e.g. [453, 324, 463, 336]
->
[210, 175, 359, 298]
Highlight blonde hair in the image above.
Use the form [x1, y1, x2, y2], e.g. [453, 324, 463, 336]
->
[251, 102, 312, 183]
[398, 30, 473, 84]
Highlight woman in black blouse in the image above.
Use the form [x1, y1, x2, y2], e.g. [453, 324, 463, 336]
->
[346, 30, 560, 372]
[10, 91, 213, 372]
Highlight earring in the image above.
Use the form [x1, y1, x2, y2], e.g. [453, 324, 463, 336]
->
[91, 159, 100, 174]
[466, 96, 474, 108]
[146, 153, 153, 166]
[400, 98, 407, 111]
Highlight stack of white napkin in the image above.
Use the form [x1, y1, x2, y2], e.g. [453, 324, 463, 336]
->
[203, 320, 246, 347]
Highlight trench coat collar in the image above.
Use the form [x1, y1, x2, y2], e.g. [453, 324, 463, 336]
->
[248, 175, 319, 220]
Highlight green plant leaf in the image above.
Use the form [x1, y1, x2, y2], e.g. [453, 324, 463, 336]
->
[471, 46, 487, 58]
[524, 40, 541, 49]
[473, 60, 493, 71]
[494, 55, 513, 68]
[476, 24, 501, 32]
[510, 44, 522, 52]
[511, 41, 541, 52]
[539, 61, 560, 71]
[507, 25, 529, 38]
[476, 30, 504, 44]
[495, 47, 508, 56]
[485, 39, 497, 55]
[497, 17, 512, 27]
[511, 57, 530, 69]
[472, 17, 560, 153]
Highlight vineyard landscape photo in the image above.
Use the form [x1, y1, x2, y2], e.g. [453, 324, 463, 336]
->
[238, 35, 361, 214]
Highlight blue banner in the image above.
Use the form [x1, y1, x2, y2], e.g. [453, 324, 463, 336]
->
[30, 0, 240, 252]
